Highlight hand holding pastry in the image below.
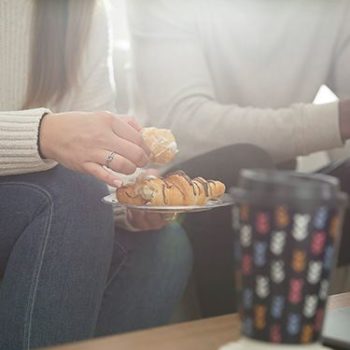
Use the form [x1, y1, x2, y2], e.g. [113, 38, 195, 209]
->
[40, 111, 150, 187]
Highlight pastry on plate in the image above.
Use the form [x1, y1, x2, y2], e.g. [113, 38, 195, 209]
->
[116, 171, 225, 206]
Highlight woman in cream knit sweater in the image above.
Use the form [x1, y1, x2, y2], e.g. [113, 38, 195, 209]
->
[0, 1, 191, 349]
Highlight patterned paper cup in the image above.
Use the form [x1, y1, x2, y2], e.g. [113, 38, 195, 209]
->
[231, 170, 347, 345]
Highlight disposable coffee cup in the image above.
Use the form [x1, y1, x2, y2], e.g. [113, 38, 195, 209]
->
[230, 169, 347, 346]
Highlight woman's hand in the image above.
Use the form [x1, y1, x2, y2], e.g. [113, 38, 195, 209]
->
[39, 111, 150, 186]
[126, 209, 176, 231]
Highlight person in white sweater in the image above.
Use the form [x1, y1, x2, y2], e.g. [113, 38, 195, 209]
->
[128, 0, 350, 317]
[0, 1, 191, 348]
[128, 0, 350, 166]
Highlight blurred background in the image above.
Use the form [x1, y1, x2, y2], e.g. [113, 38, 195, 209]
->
[111, 0, 133, 114]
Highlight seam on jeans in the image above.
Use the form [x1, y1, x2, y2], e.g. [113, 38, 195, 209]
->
[25, 207, 53, 350]
[1, 182, 54, 350]
[24, 188, 53, 350]
[114, 238, 127, 256]
[105, 240, 128, 289]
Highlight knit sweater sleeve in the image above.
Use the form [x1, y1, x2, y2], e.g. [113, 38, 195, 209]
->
[0, 108, 57, 176]
[128, 0, 344, 165]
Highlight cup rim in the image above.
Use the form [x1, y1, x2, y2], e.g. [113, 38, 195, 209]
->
[230, 186, 348, 207]
[233, 169, 348, 207]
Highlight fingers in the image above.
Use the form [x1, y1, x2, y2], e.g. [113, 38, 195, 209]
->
[123, 116, 143, 131]
[127, 210, 168, 231]
[145, 212, 168, 229]
[104, 135, 149, 168]
[95, 113, 150, 161]
[127, 210, 149, 230]
[101, 112, 142, 131]
[83, 162, 123, 187]
[162, 213, 178, 222]
[111, 117, 150, 155]
[111, 117, 143, 147]
[144, 168, 160, 176]
[93, 150, 137, 175]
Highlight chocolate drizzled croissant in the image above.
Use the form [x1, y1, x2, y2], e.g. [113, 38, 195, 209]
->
[116, 171, 225, 206]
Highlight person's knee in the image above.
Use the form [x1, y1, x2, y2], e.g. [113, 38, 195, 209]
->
[46, 166, 109, 202]
[155, 223, 193, 274]
[125, 223, 193, 283]
[145, 223, 193, 299]
[26, 166, 114, 241]
[38, 166, 110, 214]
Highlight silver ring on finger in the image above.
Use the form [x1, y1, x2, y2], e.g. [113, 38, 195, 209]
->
[105, 151, 117, 169]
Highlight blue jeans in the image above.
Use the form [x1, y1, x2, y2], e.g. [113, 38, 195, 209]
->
[0, 166, 192, 350]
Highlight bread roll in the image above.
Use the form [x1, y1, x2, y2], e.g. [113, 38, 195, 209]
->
[142, 127, 178, 164]
[116, 171, 225, 206]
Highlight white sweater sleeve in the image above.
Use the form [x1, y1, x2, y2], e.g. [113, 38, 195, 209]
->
[326, 5, 350, 162]
[128, 0, 343, 164]
[0, 108, 57, 176]
[328, 1, 350, 100]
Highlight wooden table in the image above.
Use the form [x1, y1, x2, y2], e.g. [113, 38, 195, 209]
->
[47, 293, 350, 350]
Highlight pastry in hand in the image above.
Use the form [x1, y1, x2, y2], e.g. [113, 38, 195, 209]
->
[116, 171, 225, 206]
[142, 127, 178, 164]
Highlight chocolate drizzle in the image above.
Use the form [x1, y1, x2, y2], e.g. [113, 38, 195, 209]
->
[165, 179, 186, 200]
[125, 192, 139, 199]
[207, 180, 217, 197]
[162, 184, 168, 205]
[193, 182, 201, 196]
[194, 177, 209, 196]
[167, 170, 198, 196]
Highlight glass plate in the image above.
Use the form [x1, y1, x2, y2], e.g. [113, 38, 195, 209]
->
[102, 193, 234, 214]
